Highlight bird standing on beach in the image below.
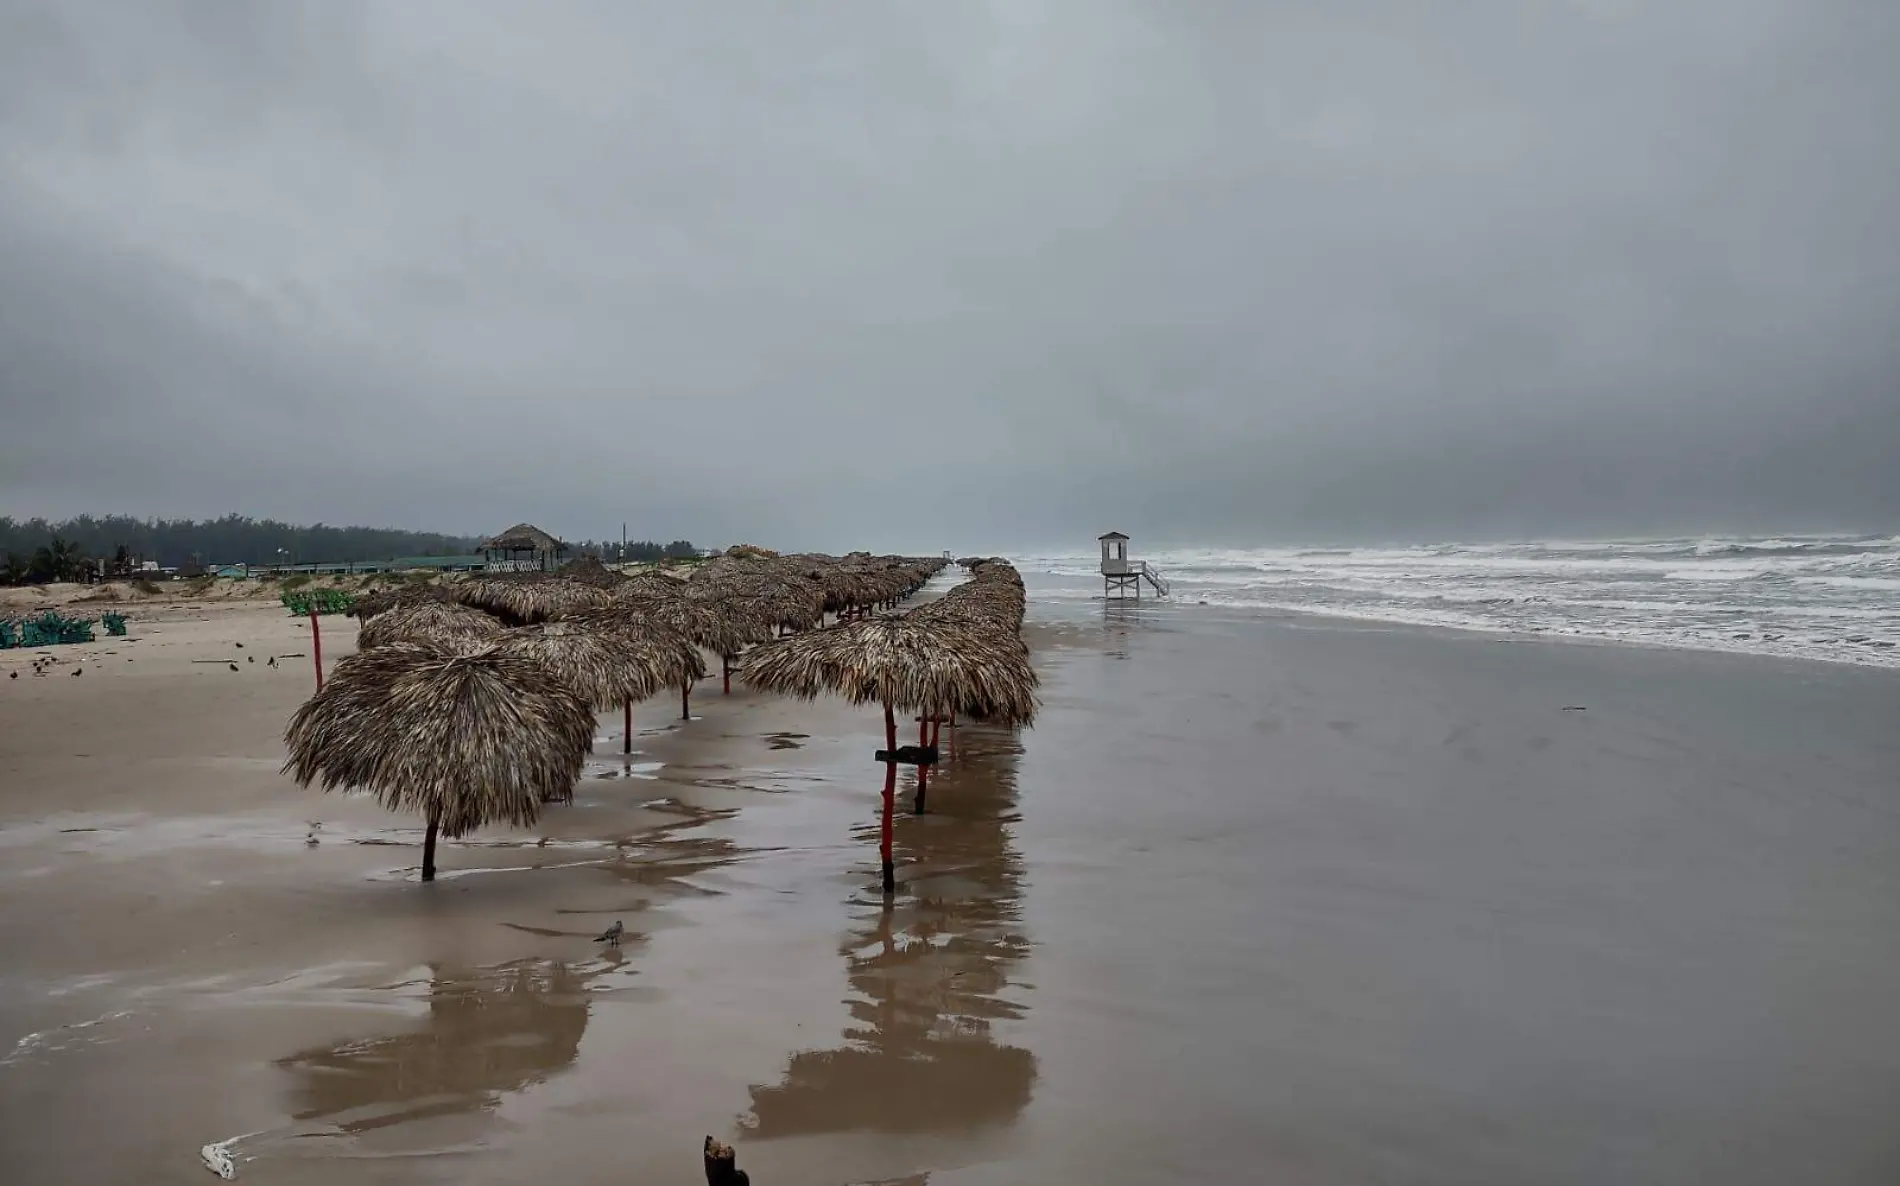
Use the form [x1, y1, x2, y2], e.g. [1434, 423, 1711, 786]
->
[595, 920, 624, 946]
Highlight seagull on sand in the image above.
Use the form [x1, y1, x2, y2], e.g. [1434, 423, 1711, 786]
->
[595, 920, 624, 946]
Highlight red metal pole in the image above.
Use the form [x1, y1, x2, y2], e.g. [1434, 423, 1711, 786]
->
[881, 702, 897, 893]
[309, 609, 323, 691]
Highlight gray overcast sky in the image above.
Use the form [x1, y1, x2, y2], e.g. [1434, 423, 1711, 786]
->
[2, 1, 1896, 552]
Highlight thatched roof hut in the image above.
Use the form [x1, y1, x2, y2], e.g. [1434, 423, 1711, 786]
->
[357, 600, 507, 650]
[482, 523, 562, 552]
[480, 523, 566, 573]
[282, 642, 594, 880]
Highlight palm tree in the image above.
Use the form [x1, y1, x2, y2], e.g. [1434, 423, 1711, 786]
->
[27, 536, 87, 583]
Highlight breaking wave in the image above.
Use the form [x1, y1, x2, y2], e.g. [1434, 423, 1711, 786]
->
[1014, 534, 1900, 668]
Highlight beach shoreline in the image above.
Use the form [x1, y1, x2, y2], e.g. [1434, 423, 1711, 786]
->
[4, 596, 1899, 1183]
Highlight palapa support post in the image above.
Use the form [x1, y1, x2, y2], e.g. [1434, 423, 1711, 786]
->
[623, 699, 634, 755]
[722, 655, 732, 695]
[681, 680, 692, 721]
[881, 702, 897, 894]
[421, 809, 439, 883]
[914, 714, 931, 814]
[309, 609, 324, 691]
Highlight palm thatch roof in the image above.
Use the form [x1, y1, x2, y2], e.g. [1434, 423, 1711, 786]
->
[607, 593, 773, 658]
[689, 564, 826, 628]
[558, 554, 623, 588]
[912, 561, 1027, 632]
[694, 576, 824, 633]
[350, 582, 458, 622]
[612, 570, 691, 600]
[741, 615, 1038, 726]
[282, 642, 594, 836]
[357, 599, 508, 650]
[481, 523, 563, 553]
[453, 576, 613, 625]
[488, 619, 687, 709]
[554, 606, 707, 690]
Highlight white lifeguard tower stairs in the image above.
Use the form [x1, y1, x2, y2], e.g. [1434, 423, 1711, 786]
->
[1099, 531, 1170, 600]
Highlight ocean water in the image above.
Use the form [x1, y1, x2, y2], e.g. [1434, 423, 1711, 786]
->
[1014, 534, 1900, 667]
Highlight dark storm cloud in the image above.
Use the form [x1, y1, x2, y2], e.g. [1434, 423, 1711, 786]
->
[2, 0, 1895, 551]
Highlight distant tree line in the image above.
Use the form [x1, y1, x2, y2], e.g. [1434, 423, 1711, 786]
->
[571, 539, 700, 562]
[0, 516, 709, 586]
[0, 515, 482, 584]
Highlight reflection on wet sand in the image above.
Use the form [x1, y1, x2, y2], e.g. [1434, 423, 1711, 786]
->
[275, 955, 617, 1136]
[749, 728, 1037, 1137]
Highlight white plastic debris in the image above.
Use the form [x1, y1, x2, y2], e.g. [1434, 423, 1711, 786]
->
[200, 1137, 238, 1179]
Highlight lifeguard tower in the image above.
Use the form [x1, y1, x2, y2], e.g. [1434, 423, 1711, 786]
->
[1099, 531, 1170, 601]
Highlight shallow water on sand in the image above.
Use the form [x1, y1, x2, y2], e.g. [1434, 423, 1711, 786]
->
[5, 603, 1900, 1183]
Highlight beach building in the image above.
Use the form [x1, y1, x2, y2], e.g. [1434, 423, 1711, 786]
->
[481, 523, 567, 573]
[250, 555, 487, 578]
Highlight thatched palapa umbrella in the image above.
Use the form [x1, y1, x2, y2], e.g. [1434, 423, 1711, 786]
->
[555, 606, 706, 752]
[357, 600, 507, 650]
[688, 588, 793, 690]
[604, 591, 768, 717]
[283, 642, 594, 881]
[350, 582, 458, 623]
[741, 613, 1037, 892]
[454, 576, 613, 625]
[481, 620, 690, 779]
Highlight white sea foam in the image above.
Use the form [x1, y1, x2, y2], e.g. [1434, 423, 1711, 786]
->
[1014, 534, 1900, 667]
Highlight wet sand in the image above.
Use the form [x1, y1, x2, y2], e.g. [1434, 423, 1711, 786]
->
[4, 598, 1900, 1183]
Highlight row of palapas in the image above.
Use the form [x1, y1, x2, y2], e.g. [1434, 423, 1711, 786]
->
[280, 553, 1036, 881]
